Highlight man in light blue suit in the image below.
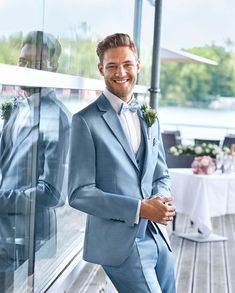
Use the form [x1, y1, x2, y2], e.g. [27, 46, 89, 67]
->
[68, 33, 176, 292]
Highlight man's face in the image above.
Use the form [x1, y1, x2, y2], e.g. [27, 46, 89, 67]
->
[18, 44, 52, 94]
[98, 46, 140, 102]
[18, 44, 50, 71]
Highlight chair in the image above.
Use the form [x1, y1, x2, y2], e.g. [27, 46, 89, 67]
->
[162, 130, 193, 168]
[161, 131, 181, 154]
[163, 130, 181, 144]
[194, 138, 220, 146]
[222, 135, 235, 148]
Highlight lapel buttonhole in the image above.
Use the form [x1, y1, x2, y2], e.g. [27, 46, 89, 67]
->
[153, 138, 156, 146]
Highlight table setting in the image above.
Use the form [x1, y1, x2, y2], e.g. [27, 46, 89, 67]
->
[169, 143, 235, 242]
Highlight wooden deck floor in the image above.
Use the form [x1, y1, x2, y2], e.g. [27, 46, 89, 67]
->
[170, 213, 235, 293]
[67, 213, 235, 293]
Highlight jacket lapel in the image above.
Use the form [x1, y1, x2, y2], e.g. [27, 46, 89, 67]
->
[137, 110, 151, 178]
[96, 95, 139, 171]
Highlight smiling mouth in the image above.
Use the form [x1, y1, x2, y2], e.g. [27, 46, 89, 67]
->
[113, 79, 129, 84]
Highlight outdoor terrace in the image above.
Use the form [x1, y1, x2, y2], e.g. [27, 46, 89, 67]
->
[171, 213, 235, 293]
[66, 213, 235, 293]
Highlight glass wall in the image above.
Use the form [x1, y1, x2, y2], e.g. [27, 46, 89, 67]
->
[0, 80, 102, 292]
[0, 83, 34, 292]
[0, 0, 136, 77]
[0, 0, 147, 292]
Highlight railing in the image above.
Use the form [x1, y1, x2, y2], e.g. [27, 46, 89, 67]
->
[161, 122, 235, 144]
[0, 63, 148, 93]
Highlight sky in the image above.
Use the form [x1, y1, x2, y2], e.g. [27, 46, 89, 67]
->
[0, 0, 234, 51]
[161, 0, 235, 50]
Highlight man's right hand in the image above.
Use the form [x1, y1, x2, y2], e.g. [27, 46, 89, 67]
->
[139, 195, 176, 225]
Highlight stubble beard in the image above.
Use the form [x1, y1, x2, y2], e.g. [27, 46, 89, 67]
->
[106, 78, 136, 101]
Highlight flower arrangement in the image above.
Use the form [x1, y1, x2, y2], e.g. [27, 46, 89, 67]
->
[191, 156, 216, 174]
[169, 144, 195, 156]
[169, 143, 221, 158]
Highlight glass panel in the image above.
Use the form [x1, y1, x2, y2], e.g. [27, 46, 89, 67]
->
[0, 84, 38, 292]
[33, 87, 95, 291]
[0, 0, 45, 67]
[0, 82, 96, 292]
[0, 25, 104, 291]
[44, 0, 135, 77]
[0, 0, 140, 291]
[0, 0, 137, 78]
[0, 29, 79, 292]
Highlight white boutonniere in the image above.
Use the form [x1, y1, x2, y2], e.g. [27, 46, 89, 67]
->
[140, 102, 158, 139]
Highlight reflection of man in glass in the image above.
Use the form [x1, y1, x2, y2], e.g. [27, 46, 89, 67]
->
[0, 31, 70, 291]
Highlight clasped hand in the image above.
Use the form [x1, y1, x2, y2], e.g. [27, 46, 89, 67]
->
[140, 195, 176, 225]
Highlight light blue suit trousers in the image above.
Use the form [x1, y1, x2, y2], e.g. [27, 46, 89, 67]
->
[103, 223, 176, 293]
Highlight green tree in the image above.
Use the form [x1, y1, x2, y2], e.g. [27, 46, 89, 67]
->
[159, 42, 235, 106]
[0, 32, 22, 65]
[59, 36, 100, 78]
[188, 44, 235, 97]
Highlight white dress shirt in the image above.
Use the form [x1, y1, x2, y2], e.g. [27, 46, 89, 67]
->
[104, 89, 141, 153]
[104, 89, 141, 223]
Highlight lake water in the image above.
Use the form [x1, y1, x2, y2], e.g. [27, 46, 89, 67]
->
[2, 98, 233, 145]
[64, 101, 235, 144]
[158, 107, 235, 143]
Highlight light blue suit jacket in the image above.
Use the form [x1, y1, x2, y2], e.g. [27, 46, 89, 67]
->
[68, 94, 171, 266]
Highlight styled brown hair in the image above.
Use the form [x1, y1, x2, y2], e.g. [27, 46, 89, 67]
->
[96, 33, 138, 63]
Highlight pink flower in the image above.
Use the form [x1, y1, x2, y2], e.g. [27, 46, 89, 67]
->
[191, 156, 216, 175]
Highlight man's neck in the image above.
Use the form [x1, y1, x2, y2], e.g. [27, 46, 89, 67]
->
[104, 88, 132, 102]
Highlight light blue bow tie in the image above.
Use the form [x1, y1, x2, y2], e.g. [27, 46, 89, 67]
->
[119, 99, 140, 115]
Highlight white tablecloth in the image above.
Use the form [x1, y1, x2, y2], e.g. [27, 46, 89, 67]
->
[169, 168, 235, 235]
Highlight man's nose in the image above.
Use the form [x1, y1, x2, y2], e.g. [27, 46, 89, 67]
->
[115, 65, 125, 76]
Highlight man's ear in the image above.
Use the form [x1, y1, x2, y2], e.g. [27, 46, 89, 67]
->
[98, 63, 104, 75]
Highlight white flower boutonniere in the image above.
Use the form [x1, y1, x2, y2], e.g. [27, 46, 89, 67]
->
[140, 102, 158, 139]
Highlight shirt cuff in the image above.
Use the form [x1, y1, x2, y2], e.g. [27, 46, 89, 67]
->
[134, 200, 141, 224]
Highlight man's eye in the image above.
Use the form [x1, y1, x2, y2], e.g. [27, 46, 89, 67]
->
[107, 65, 116, 70]
[125, 63, 134, 68]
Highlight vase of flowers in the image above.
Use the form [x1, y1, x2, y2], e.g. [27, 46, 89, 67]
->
[191, 156, 216, 174]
